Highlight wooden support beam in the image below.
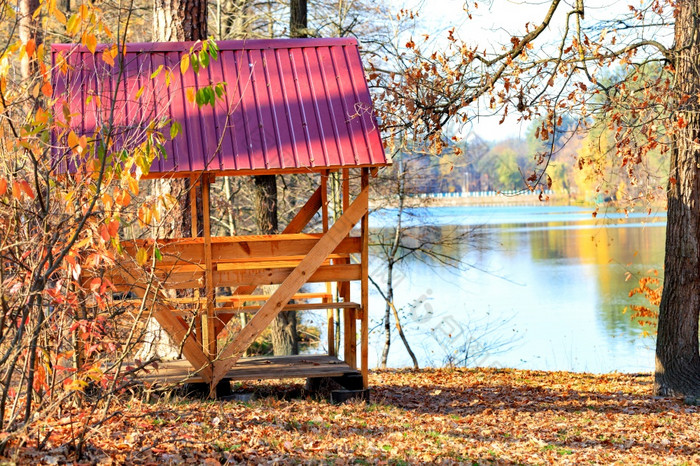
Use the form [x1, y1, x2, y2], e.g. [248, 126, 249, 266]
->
[321, 170, 329, 232]
[201, 175, 217, 357]
[361, 168, 370, 388]
[116, 266, 212, 382]
[211, 186, 370, 389]
[190, 175, 202, 344]
[213, 301, 360, 314]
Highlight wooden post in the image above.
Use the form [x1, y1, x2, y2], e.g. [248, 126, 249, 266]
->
[201, 174, 217, 358]
[190, 175, 203, 344]
[339, 169, 350, 356]
[322, 171, 335, 356]
[342, 170, 356, 369]
[321, 170, 329, 232]
[360, 168, 369, 388]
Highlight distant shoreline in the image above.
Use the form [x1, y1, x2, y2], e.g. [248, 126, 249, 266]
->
[371, 192, 573, 208]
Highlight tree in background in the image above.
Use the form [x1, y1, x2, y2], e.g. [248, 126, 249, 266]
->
[368, 0, 700, 396]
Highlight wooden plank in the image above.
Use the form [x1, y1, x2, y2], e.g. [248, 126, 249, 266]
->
[216, 258, 335, 271]
[361, 168, 370, 388]
[214, 264, 361, 288]
[214, 301, 361, 314]
[138, 355, 356, 384]
[212, 186, 370, 389]
[215, 292, 333, 304]
[120, 234, 360, 265]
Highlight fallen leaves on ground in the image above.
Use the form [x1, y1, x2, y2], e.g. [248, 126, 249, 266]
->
[3, 368, 699, 464]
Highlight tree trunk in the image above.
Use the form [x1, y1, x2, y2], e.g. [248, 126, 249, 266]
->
[19, 0, 41, 80]
[137, 0, 209, 362]
[655, 0, 700, 397]
[290, 0, 307, 38]
[380, 261, 392, 368]
[253, 175, 299, 355]
[153, 0, 208, 41]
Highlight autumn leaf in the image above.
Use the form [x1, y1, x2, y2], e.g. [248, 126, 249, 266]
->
[83, 33, 97, 55]
[135, 247, 148, 266]
[41, 81, 52, 98]
[180, 54, 190, 74]
[25, 39, 36, 59]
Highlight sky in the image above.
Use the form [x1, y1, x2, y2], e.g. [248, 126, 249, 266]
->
[385, 0, 668, 142]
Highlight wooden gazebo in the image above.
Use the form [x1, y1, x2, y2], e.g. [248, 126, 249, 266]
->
[52, 38, 388, 395]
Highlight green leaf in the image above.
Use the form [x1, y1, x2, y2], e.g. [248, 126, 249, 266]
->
[191, 53, 200, 74]
[150, 64, 164, 79]
[170, 121, 182, 139]
[199, 49, 210, 68]
[154, 246, 163, 262]
[215, 83, 225, 98]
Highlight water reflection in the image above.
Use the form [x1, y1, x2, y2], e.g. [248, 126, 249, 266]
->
[367, 205, 665, 373]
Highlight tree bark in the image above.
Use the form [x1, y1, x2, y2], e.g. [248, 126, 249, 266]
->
[290, 0, 307, 38]
[137, 0, 209, 362]
[19, 0, 41, 79]
[655, 0, 700, 396]
[153, 0, 208, 41]
[253, 175, 299, 355]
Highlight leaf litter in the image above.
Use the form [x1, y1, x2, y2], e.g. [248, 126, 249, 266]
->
[2, 368, 698, 464]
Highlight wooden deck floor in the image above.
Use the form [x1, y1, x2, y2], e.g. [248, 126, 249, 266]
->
[137, 354, 356, 384]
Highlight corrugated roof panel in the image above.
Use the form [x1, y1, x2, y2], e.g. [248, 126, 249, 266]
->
[51, 38, 388, 176]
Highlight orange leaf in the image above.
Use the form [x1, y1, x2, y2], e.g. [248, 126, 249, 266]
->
[0, 178, 7, 196]
[102, 49, 114, 66]
[100, 224, 110, 242]
[26, 39, 36, 59]
[41, 81, 53, 97]
[107, 219, 119, 237]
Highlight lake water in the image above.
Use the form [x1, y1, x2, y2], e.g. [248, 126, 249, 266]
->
[361, 205, 667, 374]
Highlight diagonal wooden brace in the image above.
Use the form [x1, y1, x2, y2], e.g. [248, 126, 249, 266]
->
[211, 186, 369, 388]
[117, 266, 213, 383]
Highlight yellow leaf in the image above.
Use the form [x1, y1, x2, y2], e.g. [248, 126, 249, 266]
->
[52, 7, 67, 25]
[83, 33, 97, 55]
[180, 54, 190, 74]
[67, 130, 79, 152]
[135, 85, 144, 99]
[126, 175, 139, 195]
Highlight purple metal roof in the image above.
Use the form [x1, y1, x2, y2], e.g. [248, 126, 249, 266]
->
[51, 38, 388, 176]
